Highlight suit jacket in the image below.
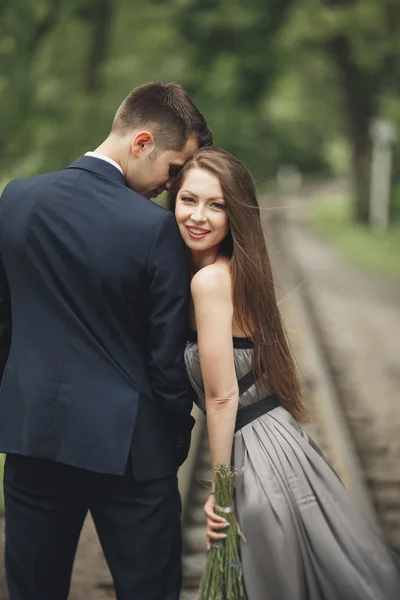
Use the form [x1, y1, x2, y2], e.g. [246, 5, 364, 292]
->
[0, 156, 194, 479]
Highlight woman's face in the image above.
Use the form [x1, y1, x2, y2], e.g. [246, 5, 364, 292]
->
[174, 167, 230, 253]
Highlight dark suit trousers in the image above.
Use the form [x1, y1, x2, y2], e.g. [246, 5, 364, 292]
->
[3, 454, 182, 600]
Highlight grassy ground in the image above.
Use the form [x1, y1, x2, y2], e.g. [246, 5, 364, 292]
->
[308, 193, 400, 280]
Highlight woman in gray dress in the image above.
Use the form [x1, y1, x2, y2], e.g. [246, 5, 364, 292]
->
[167, 146, 400, 599]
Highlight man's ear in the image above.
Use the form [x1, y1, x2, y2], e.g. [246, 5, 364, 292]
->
[131, 131, 154, 157]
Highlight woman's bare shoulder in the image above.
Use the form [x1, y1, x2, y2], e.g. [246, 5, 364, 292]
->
[191, 261, 232, 299]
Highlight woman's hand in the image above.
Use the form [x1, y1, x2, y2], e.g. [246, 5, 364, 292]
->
[204, 492, 230, 550]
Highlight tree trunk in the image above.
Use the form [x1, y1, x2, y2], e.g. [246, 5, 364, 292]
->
[352, 136, 371, 223]
[85, 0, 114, 94]
[325, 35, 375, 223]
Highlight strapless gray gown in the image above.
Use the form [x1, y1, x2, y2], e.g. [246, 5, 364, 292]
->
[184, 336, 400, 600]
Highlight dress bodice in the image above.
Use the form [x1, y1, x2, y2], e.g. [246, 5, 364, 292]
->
[184, 333, 273, 412]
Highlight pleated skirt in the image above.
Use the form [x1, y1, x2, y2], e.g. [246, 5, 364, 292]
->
[233, 406, 400, 600]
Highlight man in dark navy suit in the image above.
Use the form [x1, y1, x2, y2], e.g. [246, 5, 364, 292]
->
[0, 82, 213, 599]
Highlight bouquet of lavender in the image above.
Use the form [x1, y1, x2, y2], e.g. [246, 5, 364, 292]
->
[198, 463, 245, 600]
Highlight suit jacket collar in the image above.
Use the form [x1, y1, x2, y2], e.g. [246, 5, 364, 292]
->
[66, 155, 128, 187]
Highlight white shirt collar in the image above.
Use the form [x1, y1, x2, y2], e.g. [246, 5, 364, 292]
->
[85, 151, 124, 176]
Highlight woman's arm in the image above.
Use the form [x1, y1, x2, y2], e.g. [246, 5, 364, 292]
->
[191, 264, 239, 484]
[191, 264, 238, 547]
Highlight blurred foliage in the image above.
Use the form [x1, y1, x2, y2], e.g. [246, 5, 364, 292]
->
[0, 0, 399, 221]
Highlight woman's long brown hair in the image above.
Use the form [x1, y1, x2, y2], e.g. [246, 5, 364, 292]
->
[167, 147, 308, 423]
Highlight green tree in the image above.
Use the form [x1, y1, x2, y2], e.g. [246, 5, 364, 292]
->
[284, 0, 400, 222]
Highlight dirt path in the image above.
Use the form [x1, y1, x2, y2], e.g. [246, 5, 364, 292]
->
[279, 185, 400, 549]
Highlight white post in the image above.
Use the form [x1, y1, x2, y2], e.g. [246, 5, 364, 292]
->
[369, 118, 397, 234]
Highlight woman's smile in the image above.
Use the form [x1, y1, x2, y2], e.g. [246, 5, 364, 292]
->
[186, 225, 211, 239]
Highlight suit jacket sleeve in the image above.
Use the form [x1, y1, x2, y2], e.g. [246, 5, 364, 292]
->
[146, 210, 195, 439]
[0, 186, 12, 382]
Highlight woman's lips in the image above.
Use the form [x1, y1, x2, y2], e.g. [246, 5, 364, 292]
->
[186, 226, 210, 240]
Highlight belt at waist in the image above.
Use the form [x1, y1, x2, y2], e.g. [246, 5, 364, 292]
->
[234, 394, 280, 432]
[203, 394, 281, 431]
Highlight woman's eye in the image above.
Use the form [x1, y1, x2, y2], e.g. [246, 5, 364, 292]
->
[211, 202, 226, 210]
[181, 196, 195, 203]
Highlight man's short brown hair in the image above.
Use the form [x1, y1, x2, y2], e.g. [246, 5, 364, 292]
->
[111, 82, 213, 150]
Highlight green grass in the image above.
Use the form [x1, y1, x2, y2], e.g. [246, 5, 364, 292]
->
[309, 194, 400, 280]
